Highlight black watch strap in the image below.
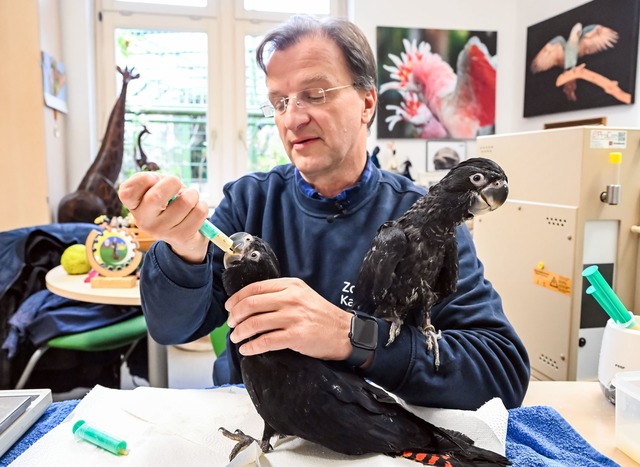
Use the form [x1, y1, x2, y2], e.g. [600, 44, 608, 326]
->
[346, 311, 378, 367]
[346, 345, 371, 368]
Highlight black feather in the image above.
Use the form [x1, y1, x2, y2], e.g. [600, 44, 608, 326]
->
[354, 157, 508, 356]
[219, 231, 510, 466]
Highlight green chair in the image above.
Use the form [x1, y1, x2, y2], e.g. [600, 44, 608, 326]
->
[15, 315, 147, 389]
[209, 322, 229, 357]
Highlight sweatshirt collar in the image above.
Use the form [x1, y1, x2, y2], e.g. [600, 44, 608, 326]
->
[294, 158, 374, 202]
[292, 157, 380, 217]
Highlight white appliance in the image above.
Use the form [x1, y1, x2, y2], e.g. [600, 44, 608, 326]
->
[473, 127, 640, 381]
[598, 317, 640, 402]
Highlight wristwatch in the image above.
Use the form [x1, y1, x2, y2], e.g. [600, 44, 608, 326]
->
[346, 311, 378, 367]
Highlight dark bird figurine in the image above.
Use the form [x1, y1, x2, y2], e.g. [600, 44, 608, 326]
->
[135, 126, 161, 172]
[370, 146, 381, 168]
[355, 157, 508, 369]
[401, 159, 415, 181]
[219, 232, 510, 466]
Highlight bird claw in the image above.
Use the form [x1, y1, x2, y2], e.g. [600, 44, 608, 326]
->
[385, 320, 403, 346]
[422, 324, 442, 370]
[219, 427, 268, 460]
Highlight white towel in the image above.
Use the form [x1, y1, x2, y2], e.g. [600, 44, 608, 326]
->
[11, 385, 507, 466]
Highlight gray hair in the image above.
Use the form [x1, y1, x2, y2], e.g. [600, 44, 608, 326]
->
[256, 15, 378, 127]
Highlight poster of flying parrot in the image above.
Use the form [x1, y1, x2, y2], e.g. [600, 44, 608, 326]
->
[524, 0, 640, 117]
[377, 26, 497, 140]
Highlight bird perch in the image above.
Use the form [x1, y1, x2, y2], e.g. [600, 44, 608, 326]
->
[556, 64, 632, 104]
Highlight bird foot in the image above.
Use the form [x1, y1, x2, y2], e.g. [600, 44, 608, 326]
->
[423, 324, 442, 370]
[385, 320, 403, 347]
[219, 427, 272, 460]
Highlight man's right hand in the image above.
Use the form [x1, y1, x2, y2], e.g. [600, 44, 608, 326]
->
[118, 172, 210, 264]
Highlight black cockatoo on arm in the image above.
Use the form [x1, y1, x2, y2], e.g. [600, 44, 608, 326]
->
[218, 232, 510, 466]
[355, 157, 508, 369]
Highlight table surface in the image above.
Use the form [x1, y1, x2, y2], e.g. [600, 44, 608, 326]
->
[524, 381, 637, 466]
[45, 265, 140, 306]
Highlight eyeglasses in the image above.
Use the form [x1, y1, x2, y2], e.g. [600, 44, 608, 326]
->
[260, 84, 354, 117]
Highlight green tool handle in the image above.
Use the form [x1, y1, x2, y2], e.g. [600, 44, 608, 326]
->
[583, 265, 638, 329]
[72, 420, 128, 455]
[167, 195, 234, 253]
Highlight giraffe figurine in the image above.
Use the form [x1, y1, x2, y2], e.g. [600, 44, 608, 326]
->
[58, 66, 140, 223]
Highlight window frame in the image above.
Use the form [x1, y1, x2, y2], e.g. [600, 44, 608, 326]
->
[234, 0, 345, 21]
[99, 0, 218, 18]
[95, 0, 347, 206]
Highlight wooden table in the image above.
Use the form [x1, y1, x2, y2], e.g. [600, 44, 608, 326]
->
[523, 381, 637, 466]
[45, 265, 168, 388]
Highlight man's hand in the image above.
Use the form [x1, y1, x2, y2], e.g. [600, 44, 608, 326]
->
[118, 172, 210, 264]
[225, 277, 353, 361]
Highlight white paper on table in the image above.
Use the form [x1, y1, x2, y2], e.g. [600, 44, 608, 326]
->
[11, 384, 507, 466]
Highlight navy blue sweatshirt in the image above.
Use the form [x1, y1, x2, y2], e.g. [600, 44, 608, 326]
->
[140, 159, 530, 410]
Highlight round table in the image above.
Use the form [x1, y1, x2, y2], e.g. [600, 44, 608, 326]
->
[45, 265, 141, 305]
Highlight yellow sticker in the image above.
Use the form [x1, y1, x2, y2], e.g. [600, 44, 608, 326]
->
[532, 268, 572, 296]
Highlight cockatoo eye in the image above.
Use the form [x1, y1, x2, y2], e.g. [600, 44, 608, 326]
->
[250, 251, 260, 260]
[470, 173, 485, 185]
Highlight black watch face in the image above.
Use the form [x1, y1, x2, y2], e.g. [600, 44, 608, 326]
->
[353, 317, 378, 349]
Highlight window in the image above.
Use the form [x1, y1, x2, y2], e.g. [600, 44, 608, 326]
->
[115, 29, 209, 191]
[243, 33, 289, 172]
[96, 0, 345, 205]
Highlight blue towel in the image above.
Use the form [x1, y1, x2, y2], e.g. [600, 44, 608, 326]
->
[0, 399, 79, 466]
[1, 401, 619, 466]
[506, 405, 618, 466]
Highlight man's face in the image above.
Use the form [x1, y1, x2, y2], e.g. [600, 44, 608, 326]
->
[265, 36, 375, 185]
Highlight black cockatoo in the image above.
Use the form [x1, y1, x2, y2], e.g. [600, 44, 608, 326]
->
[219, 232, 510, 466]
[355, 157, 508, 369]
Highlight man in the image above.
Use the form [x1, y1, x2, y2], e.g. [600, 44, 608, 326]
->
[118, 15, 529, 410]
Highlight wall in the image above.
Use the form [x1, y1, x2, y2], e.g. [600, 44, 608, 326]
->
[352, 0, 640, 176]
[0, 0, 96, 228]
[60, 0, 98, 200]
[40, 0, 97, 221]
[38, 0, 68, 221]
[0, 0, 51, 230]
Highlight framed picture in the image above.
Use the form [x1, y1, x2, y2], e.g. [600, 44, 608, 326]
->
[377, 26, 497, 140]
[41, 51, 68, 113]
[524, 0, 640, 117]
[426, 140, 467, 172]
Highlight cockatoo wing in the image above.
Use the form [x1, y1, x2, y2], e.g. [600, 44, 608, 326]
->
[354, 221, 408, 309]
[578, 24, 619, 56]
[530, 36, 566, 73]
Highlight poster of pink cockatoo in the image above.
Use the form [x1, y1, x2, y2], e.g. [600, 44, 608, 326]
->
[377, 27, 497, 140]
